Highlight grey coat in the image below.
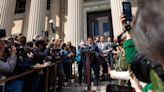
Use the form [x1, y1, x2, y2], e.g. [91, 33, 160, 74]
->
[0, 55, 17, 74]
[97, 42, 112, 55]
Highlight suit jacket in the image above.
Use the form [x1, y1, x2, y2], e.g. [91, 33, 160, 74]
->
[97, 42, 112, 55]
[86, 43, 99, 57]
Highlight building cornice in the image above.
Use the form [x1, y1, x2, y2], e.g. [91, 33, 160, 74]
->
[84, 0, 110, 8]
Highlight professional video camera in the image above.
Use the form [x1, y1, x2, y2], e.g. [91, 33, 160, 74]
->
[0, 29, 6, 38]
[45, 48, 62, 62]
[5, 38, 31, 57]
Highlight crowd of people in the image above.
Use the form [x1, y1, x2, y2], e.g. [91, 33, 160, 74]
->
[0, 34, 77, 92]
[0, 32, 118, 92]
[1, 1, 164, 92]
[0, 19, 163, 92]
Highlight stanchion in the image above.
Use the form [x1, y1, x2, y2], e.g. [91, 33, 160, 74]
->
[45, 67, 49, 92]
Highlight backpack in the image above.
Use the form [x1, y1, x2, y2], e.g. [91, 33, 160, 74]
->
[131, 53, 164, 83]
[130, 53, 151, 83]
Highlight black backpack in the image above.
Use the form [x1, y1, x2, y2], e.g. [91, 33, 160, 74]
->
[131, 53, 164, 83]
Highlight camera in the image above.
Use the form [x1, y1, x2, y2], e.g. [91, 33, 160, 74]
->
[45, 48, 62, 62]
[5, 38, 26, 56]
[16, 46, 25, 56]
[0, 29, 6, 38]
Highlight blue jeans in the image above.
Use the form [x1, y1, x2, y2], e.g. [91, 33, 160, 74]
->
[5, 80, 24, 92]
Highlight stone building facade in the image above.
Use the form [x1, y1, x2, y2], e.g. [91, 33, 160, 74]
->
[0, 0, 138, 46]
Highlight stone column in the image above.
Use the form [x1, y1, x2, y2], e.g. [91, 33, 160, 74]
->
[22, 0, 31, 37]
[26, 0, 47, 41]
[67, 0, 83, 47]
[0, 0, 17, 37]
[110, 0, 123, 38]
[49, 0, 62, 39]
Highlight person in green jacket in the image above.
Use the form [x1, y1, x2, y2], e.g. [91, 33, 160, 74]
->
[123, 35, 153, 92]
[120, 0, 164, 91]
[123, 32, 164, 92]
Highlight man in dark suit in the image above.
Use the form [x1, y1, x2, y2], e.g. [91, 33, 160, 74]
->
[85, 37, 100, 86]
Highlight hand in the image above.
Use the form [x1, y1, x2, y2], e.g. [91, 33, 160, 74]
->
[109, 69, 113, 75]
[120, 14, 127, 26]
[107, 48, 113, 52]
[120, 14, 132, 40]
[148, 90, 154, 92]
[11, 46, 17, 55]
[27, 52, 34, 59]
[130, 77, 142, 92]
[101, 53, 107, 57]
[44, 62, 52, 67]
[46, 42, 53, 48]
[32, 62, 52, 70]
[68, 52, 74, 57]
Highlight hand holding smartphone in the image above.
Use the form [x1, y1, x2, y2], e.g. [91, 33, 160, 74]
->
[122, 1, 132, 22]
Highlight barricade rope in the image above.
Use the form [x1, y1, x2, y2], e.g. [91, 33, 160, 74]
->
[0, 60, 63, 83]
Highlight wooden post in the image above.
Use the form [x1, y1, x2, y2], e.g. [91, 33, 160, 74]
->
[45, 67, 49, 92]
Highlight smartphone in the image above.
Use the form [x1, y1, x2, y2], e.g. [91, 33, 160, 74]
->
[122, 1, 132, 21]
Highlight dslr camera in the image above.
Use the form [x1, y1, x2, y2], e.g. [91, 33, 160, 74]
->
[5, 38, 26, 56]
[45, 48, 62, 62]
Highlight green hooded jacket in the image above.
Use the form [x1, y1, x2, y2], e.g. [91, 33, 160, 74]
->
[123, 39, 164, 92]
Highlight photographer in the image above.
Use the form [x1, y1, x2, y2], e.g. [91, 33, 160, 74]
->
[109, 35, 129, 81]
[46, 39, 65, 91]
[4, 36, 34, 92]
[25, 39, 49, 92]
[120, 1, 164, 91]
[120, 15, 152, 92]
[0, 39, 17, 74]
